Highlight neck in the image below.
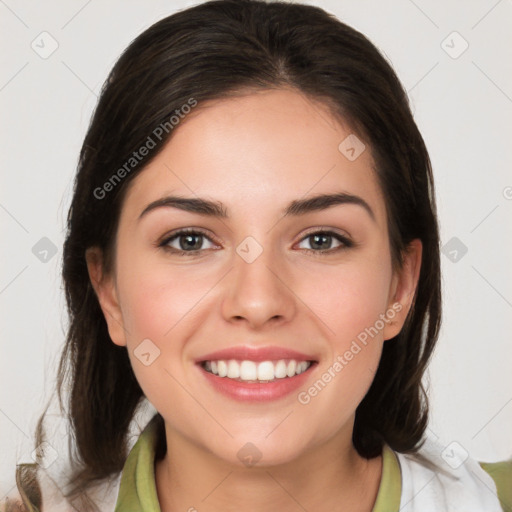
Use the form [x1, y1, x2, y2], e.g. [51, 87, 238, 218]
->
[155, 424, 382, 512]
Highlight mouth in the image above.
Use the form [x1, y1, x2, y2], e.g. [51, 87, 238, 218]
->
[201, 358, 314, 383]
[195, 346, 318, 401]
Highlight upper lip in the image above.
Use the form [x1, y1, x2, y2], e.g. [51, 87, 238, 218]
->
[196, 346, 317, 363]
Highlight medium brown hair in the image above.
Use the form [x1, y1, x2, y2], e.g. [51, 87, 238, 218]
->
[16, 0, 441, 508]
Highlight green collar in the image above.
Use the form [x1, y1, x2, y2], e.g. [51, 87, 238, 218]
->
[373, 444, 402, 511]
[114, 415, 162, 511]
[114, 414, 402, 511]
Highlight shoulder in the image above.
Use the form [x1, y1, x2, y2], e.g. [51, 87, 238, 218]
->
[480, 459, 512, 512]
[393, 438, 511, 512]
[1, 404, 159, 512]
[1, 463, 121, 512]
[1, 462, 80, 511]
[0, 464, 40, 512]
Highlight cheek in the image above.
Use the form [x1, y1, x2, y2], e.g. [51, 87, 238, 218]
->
[116, 255, 214, 341]
[293, 250, 393, 414]
[299, 254, 394, 347]
[114, 252, 225, 401]
[115, 258, 211, 424]
[294, 267, 390, 440]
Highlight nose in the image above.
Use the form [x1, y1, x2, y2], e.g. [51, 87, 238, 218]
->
[220, 242, 296, 330]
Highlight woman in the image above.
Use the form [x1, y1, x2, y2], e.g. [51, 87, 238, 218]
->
[3, 0, 510, 510]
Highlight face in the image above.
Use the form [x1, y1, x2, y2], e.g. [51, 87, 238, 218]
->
[87, 88, 421, 467]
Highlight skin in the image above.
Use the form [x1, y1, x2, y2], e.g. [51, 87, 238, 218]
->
[87, 87, 422, 511]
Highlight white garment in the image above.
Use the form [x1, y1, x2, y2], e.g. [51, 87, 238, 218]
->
[0, 399, 154, 512]
[396, 437, 503, 511]
[2, 404, 504, 511]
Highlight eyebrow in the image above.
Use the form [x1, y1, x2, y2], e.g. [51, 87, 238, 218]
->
[138, 192, 376, 223]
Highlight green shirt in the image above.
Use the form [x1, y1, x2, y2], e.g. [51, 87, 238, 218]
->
[114, 414, 512, 511]
[4, 414, 510, 511]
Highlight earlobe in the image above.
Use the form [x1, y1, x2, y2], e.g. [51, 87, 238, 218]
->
[85, 247, 127, 347]
[383, 239, 423, 341]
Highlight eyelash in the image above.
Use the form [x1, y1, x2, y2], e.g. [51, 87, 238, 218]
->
[157, 227, 355, 256]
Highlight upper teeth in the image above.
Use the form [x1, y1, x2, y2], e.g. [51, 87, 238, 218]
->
[203, 359, 311, 381]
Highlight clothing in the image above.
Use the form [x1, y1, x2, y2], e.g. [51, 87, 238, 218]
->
[116, 414, 512, 511]
[2, 413, 511, 511]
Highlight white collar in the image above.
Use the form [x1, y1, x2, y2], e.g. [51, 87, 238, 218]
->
[396, 436, 502, 511]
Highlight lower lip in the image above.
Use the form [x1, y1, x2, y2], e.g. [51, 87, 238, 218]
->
[198, 364, 316, 402]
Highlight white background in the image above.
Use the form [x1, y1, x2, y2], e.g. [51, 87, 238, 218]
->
[1, 0, 511, 498]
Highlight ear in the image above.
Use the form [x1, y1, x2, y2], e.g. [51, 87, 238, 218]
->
[85, 247, 127, 347]
[383, 238, 422, 341]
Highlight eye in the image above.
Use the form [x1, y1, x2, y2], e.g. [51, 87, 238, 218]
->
[296, 230, 353, 253]
[157, 228, 354, 256]
[159, 229, 218, 254]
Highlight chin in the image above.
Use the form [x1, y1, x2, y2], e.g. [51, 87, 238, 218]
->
[208, 431, 313, 469]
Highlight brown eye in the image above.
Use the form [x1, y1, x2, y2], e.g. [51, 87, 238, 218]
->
[159, 229, 217, 253]
[297, 230, 353, 253]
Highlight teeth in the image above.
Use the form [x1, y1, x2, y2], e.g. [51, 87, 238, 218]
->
[287, 360, 297, 377]
[217, 360, 228, 377]
[275, 360, 287, 378]
[227, 360, 240, 379]
[240, 360, 257, 380]
[257, 361, 274, 380]
[202, 359, 312, 382]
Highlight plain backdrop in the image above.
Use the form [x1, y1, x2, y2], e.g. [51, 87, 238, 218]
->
[1, 0, 511, 497]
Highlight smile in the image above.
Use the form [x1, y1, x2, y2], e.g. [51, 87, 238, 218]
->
[196, 346, 318, 401]
[202, 359, 312, 382]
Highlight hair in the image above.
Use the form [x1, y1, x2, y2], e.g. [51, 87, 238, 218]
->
[14, 0, 441, 509]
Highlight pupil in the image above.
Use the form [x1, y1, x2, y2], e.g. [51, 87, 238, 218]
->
[177, 234, 333, 251]
[311, 234, 330, 250]
[181, 234, 201, 250]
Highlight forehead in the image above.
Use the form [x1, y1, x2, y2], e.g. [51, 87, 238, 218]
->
[121, 88, 387, 228]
